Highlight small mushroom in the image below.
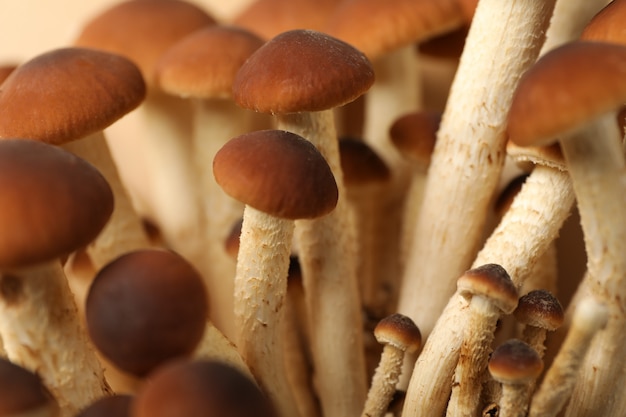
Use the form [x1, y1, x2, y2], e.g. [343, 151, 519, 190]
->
[513, 290, 564, 358]
[488, 339, 544, 417]
[361, 314, 421, 417]
[446, 264, 518, 417]
[0, 356, 59, 417]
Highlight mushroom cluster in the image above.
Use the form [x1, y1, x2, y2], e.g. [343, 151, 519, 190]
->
[1, 0, 625, 416]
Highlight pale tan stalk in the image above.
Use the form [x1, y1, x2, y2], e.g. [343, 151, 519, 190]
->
[234, 205, 301, 417]
[138, 91, 205, 261]
[559, 115, 626, 417]
[403, 166, 574, 417]
[362, 345, 404, 417]
[190, 98, 250, 340]
[279, 110, 368, 417]
[61, 131, 152, 269]
[529, 297, 608, 417]
[0, 262, 110, 417]
[397, 0, 556, 341]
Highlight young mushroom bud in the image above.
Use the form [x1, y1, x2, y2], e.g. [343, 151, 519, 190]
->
[0, 356, 59, 417]
[86, 249, 209, 378]
[361, 313, 421, 417]
[514, 289, 564, 358]
[488, 339, 544, 417]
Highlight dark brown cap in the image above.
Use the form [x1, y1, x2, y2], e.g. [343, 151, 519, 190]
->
[457, 264, 518, 314]
[132, 359, 277, 417]
[76, 394, 133, 417]
[0, 357, 58, 417]
[0, 47, 145, 145]
[86, 249, 209, 377]
[213, 129, 339, 219]
[508, 41, 626, 147]
[74, 0, 216, 86]
[374, 313, 422, 354]
[155, 25, 265, 99]
[488, 339, 544, 384]
[232, 29, 375, 114]
[0, 139, 113, 268]
[514, 289, 564, 331]
[339, 137, 391, 186]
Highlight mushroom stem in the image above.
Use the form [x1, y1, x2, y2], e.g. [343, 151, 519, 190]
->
[278, 110, 368, 417]
[234, 205, 301, 417]
[397, 0, 556, 340]
[558, 113, 626, 417]
[529, 297, 608, 417]
[0, 262, 110, 417]
[403, 165, 574, 417]
[61, 130, 152, 268]
[363, 345, 404, 417]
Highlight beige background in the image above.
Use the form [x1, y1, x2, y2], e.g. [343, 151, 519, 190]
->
[0, 0, 254, 63]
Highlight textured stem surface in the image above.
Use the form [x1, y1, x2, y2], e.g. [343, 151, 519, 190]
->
[362, 345, 404, 417]
[397, 0, 556, 339]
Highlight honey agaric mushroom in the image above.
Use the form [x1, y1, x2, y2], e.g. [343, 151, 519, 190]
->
[85, 249, 209, 378]
[132, 360, 277, 417]
[74, 0, 217, 264]
[0, 47, 151, 270]
[232, 29, 373, 417]
[446, 264, 519, 417]
[0, 139, 113, 417]
[0, 356, 59, 417]
[362, 314, 421, 417]
[213, 129, 338, 417]
[488, 339, 544, 417]
[396, 0, 557, 346]
[75, 394, 133, 417]
[528, 296, 608, 417]
[507, 41, 626, 416]
[154, 24, 266, 339]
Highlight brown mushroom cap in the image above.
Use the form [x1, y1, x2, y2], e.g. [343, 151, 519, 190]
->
[0, 47, 146, 145]
[457, 264, 518, 314]
[488, 339, 544, 384]
[374, 313, 422, 354]
[213, 129, 339, 219]
[85, 249, 209, 377]
[0, 357, 58, 417]
[507, 41, 626, 147]
[339, 137, 391, 186]
[232, 29, 375, 114]
[0, 64, 16, 85]
[132, 359, 277, 417]
[0, 139, 113, 268]
[155, 25, 265, 100]
[326, 0, 464, 59]
[514, 289, 564, 331]
[389, 110, 441, 170]
[76, 394, 133, 417]
[74, 0, 216, 86]
[581, 0, 626, 46]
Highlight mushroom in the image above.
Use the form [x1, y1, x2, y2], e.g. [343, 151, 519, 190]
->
[0, 47, 150, 270]
[361, 313, 421, 417]
[153, 24, 267, 339]
[85, 249, 209, 378]
[528, 296, 608, 417]
[131, 359, 277, 417]
[213, 129, 338, 417]
[0, 139, 113, 416]
[488, 339, 544, 417]
[0, 356, 59, 417]
[446, 264, 519, 417]
[580, 0, 626, 45]
[232, 29, 374, 417]
[513, 289, 564, 358]
[507, 40, 626, 416]
[74, 0, 217, 262]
